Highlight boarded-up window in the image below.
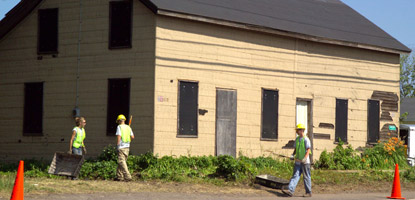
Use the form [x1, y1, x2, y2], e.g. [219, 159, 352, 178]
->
[38, 8, 58, 54]
[178, 81, 198, 136]
[107, 79, 130, 135]
[261, 89, 279, 140]
[109, 1, 132, 49]
[335, 99, 348, 143]
[367, 100, 380, 143]
[24, 82, 43, 135]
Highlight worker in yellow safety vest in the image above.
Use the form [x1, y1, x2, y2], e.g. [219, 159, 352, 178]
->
[281, 123, 312, 197]
[115, 114, 134, 182]
[69, 117, 87, 155]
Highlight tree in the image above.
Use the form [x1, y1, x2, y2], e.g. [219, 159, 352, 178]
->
[400, 50, 415, 99]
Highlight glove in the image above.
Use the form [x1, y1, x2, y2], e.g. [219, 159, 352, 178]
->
[302, 157, 307, 164]
[82, 146, 87, 154]
[67, 150, 72, 154]
[289, 154, 294, 160]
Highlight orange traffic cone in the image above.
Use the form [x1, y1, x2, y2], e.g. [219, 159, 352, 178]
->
[387, 164, 405, 199]
[10, 160, 24, 200]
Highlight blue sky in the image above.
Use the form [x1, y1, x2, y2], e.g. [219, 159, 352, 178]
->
[0, 0, 414, 49]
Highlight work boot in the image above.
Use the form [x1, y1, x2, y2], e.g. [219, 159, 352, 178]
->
[281, 188, 293, 197]
[303, 193, 312, 197]
[114, 178, 123, 182]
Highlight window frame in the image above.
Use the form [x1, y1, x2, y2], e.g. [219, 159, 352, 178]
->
[367, 99, 380, 144]
[37, 8, 59, 54]
[177, 80, 199, 138]
[109, 0, 133, 49]
[335, 98, 348, 143]
[106, 78, 131, 136]
[260, 88, 279, 141]
[23, 82, 44, 136]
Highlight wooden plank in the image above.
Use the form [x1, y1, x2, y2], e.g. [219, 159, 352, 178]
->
[314, 133, 331, 140]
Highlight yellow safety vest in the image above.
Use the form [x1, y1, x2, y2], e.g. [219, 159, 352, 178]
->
[72, 127, 85, 148]
[119, 124, 131, 143]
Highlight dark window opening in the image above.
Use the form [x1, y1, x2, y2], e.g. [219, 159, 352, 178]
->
[107, 79, 130, 135]
[335, 99, 348, 143]
[109, 1, 132, 49]
[178, 81, 198, 136]
[24, 82, 43, 135]
[367, 100, 380, 143]
[261, 89, 279, 140]
[38, 8, 58, 54]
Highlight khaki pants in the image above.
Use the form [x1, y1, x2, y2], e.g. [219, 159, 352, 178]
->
[117, 148, 132, 180]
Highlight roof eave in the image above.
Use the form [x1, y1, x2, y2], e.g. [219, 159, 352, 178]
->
[156, 9, 411, 55]
[0, 0, 43, 40]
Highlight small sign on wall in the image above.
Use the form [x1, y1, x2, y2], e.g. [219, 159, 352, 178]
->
[389, 125, 396, 131]
[157, 96, 169, 102]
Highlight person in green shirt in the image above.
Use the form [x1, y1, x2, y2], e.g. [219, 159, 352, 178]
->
[282, 123, 312, 197]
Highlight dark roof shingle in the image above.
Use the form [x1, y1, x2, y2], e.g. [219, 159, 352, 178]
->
[142, 0, 411, 53]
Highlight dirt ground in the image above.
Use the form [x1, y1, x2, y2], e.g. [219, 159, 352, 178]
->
[2, 179, 415, 200]
[16, 191, 415, 200]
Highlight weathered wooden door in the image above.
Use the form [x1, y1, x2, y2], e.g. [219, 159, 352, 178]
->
[216, 89, 237, 157]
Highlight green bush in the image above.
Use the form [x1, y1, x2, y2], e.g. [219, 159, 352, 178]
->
[314, 140, 363, 170]
[314, 137, 409, 170]
[127, 152, 158, 172]
[80, 161, 117, 180]
[139, 155, 218, 181]
[97, 145, 118, 162]
[215, 155, 242, 180]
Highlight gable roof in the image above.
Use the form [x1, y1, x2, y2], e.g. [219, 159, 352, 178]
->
[0, 0, 42, 40]
[1, 0, 411, 54]
[140, 0, 411, 54]
[401, 98, 415, 122]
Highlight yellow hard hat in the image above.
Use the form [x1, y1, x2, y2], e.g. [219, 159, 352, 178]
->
[116, 114, 126, 122]
[295, 123, 306, 130]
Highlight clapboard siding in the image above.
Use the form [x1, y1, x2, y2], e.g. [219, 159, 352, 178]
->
[153, 16, 400, 158]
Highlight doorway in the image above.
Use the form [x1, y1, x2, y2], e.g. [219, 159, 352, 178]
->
[216, 89, 237, 157]
[296, 99, 313, 162]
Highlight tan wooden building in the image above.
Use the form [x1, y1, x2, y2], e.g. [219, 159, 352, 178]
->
[0, 0, 411, 162]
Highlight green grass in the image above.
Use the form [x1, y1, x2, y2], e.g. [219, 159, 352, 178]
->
[0, 173, 14, 194]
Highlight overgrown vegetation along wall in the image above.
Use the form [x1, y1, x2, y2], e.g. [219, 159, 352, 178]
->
[1, 143, 414, 186]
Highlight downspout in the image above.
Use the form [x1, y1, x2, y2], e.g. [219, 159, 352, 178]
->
[74, 0, 83, 118]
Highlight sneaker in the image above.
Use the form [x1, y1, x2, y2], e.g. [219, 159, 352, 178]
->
[281, 188, 293, 197]
[114, 178, 124, 182]
[124, 178, 132, 182]
[303, 193, 312, 197]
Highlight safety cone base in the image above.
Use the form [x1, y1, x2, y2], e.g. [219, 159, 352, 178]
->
[387, 196, 405, 199]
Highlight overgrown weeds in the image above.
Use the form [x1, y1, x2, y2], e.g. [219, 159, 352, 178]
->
[314, 137, 409, 170]
[79, 147, 292, 182]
